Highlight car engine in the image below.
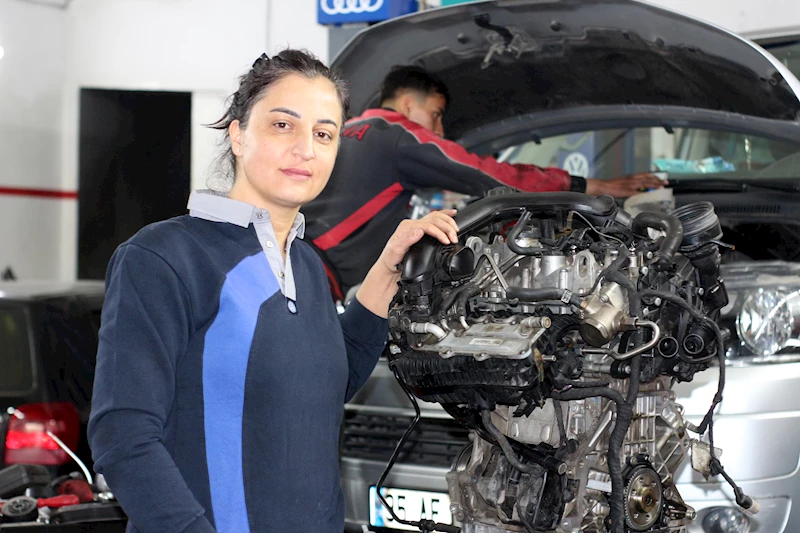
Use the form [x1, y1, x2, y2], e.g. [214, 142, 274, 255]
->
[384, 191, 748, 533]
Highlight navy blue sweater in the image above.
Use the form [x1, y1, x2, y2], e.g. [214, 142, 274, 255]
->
[88, 215, 388, 533]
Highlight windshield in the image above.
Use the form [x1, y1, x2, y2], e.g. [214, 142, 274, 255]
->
[501, 127, 800, 180]
[763, 38, 800, 81]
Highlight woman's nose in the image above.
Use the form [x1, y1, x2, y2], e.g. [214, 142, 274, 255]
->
[292, 134, 315, 160]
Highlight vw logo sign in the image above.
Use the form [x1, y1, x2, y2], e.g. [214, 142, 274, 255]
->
[320, 0, 384, 15]
[563, 152, 590, 178]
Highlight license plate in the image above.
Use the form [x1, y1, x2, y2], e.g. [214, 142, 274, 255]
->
[369, 486, 452, 530]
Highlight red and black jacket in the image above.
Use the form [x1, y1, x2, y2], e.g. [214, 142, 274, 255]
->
[302, 108, 576, 297]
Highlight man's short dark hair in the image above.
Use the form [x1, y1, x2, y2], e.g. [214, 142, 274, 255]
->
[379, 65, 450, 106]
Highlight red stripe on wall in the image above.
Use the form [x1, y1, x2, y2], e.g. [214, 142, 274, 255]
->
[0, 186, 78, 199]
[313, 182, 405, 251]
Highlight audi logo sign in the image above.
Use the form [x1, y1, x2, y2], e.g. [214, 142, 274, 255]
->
[317, 0, 418, 25]
[320, 0, 385, 15]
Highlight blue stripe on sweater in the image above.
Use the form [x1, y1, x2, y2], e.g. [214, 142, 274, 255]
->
[203, 253, 279, 533]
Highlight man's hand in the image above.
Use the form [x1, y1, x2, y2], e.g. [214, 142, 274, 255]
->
[585, 172, 667, 198]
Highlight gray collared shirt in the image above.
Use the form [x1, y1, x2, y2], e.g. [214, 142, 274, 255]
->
[187, 189, 304, 301]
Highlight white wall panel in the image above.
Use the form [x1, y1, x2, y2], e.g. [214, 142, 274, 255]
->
[644, 0, 800, 36]
[57, 0, 328, 280]
[0, 0, 66, 280]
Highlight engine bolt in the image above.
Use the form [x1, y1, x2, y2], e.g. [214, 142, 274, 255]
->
[653, 297, 662, 306]
[646, 251, 654, 259]
[640, 266, 649, 275]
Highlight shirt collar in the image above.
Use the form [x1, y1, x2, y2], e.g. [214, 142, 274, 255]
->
[187, 189, 305, 238]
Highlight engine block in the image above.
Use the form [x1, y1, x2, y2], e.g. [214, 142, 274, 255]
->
[385, 192, 741, 533]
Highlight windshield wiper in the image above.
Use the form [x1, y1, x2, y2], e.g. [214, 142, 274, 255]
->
[670, 178, 800, 194]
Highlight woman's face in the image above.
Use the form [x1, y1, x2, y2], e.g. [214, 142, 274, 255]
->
[228, 73, 342, 216]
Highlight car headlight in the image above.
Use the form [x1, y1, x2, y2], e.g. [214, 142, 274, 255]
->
[736, 289, 796, 356]
[702, 506, 751, 533]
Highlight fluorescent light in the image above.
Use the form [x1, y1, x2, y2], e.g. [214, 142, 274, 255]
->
[0, 46, 4, 60]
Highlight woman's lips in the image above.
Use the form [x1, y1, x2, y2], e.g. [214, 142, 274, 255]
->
[281, 168, 312, 179]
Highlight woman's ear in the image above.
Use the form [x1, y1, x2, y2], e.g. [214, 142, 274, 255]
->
[229, 120, 243, 156]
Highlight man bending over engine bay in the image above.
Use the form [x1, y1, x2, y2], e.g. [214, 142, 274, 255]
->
[302, 66, 665, 299]
[381, 192, 758, 533]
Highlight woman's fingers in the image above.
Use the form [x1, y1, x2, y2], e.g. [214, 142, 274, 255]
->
[379, 210, 460, 274]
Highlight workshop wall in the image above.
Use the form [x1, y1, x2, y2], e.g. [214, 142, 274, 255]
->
[0, 0, 67, 280]
[0, 0, 797, 280]
[0, 0, 328, 280]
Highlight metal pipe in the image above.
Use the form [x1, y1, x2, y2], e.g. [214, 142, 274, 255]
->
[483, 249, 509, 291]
[587, 410, 615, 452]
[582, 320, 660, 360]
[408, 321, 448, 340]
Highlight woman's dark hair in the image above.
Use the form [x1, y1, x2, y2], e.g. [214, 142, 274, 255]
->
[379, 65, 450, 106]
[207, 49, 350, 188]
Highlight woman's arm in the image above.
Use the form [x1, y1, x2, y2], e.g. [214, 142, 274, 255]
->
[88, 243, 215, 533]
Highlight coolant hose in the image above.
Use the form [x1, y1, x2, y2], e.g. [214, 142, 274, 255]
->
[505, 287, 584, 308]
[631, 212, 683, 270]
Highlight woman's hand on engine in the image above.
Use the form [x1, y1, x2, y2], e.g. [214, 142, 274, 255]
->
[585, 172, 667, 197]
[357, 209, 459, 318]
[378, 209, 459, 275]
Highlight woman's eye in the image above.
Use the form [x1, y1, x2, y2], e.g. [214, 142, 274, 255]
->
[316, 131, 333, 141]
[274, 122, 290, 129]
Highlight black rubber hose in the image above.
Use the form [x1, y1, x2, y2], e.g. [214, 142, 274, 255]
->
[439, 281, 476, 318]
[454, 192, 619, 236]
[506, 210, 537, 256]
[376, 365, 462, 533]
[607, 357, 642, 533]
[505, 287, 583, 308]
[551, 383, 631, 533]
[631, 212, 683, 270]
[607, 278, 644, 533]
[553, 377, 612, 389]
[455, 283, 483, 316]
[551, 387, 624, 405]
[589, 249, 629, 294]
[604, 270, 636, 293]
[481, 410, 567, 475]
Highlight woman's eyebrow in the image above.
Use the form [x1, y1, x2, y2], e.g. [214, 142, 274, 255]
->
[270, 107, 300, 117]
[270, 107, 338, 128]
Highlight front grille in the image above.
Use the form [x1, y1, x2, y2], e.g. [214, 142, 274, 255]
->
[341, 411, 470, 468]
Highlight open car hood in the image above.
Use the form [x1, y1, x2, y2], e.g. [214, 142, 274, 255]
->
[333, 0, 800, 142]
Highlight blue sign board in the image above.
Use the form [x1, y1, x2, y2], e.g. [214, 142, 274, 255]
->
[318, 0, 418, 25]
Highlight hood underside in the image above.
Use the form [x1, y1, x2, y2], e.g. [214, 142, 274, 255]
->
[333, 0, 800, 141]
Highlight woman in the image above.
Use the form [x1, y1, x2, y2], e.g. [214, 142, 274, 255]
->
[87, 49, 458, 533]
